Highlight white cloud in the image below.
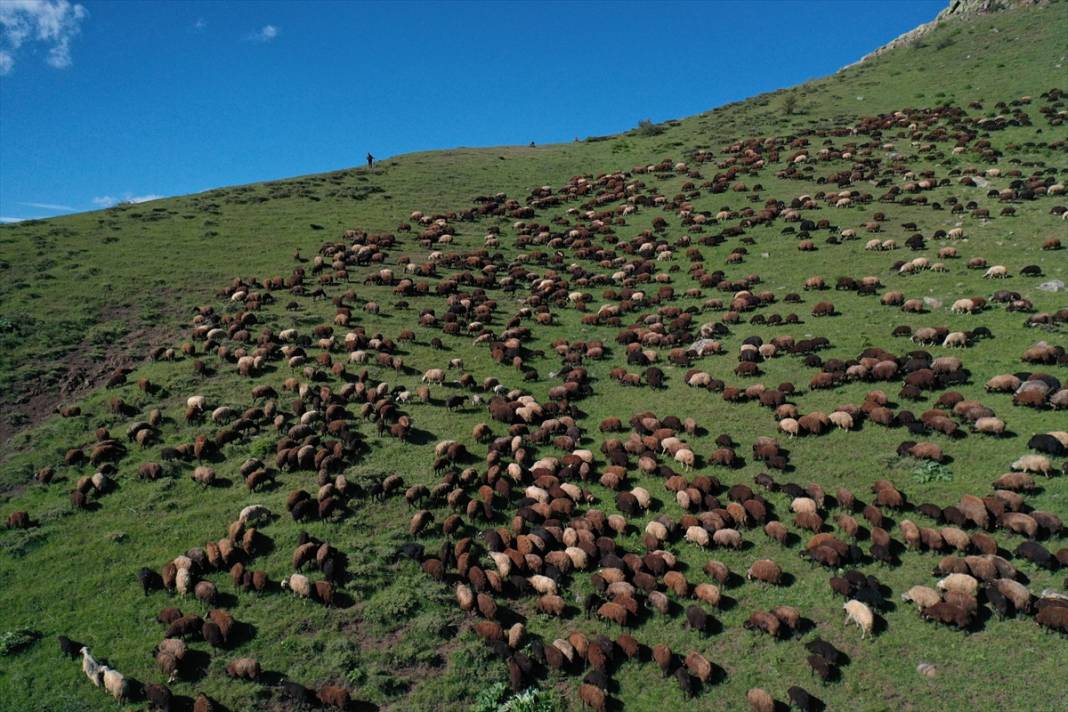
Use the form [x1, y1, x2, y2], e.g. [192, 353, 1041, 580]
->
[0, 216, 27, 223]
[0, 0, 88, 75]
[93, 193, 164, 208]
[246, 24, 278, 43]
[19, 200, 73, 211]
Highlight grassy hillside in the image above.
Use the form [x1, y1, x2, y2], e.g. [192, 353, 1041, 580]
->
[1, 3, 1067, 711]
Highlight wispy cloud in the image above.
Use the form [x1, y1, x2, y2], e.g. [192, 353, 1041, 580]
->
[246, 24, 279, 43]
[19, 200, 73, 211]
[0, 216, 27, 223]
[92, 193, 164, 208]
[0, 0, 89, 76]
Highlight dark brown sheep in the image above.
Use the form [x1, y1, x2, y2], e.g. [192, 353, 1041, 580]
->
[317, 685, 351, 709]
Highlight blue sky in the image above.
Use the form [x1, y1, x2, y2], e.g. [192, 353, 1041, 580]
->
[0, 0, 946, 222]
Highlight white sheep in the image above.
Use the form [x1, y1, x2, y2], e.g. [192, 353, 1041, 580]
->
[81, 647, 105, 686]
[281, 573, 311, 598]
[175, 568, 193, 596]
[239, 504, 271, 524]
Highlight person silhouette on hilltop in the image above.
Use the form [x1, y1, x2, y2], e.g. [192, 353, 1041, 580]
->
[366, 152, 374, 169]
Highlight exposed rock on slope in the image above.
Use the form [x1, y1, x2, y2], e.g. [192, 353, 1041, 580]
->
[846, 0, 1048, 67]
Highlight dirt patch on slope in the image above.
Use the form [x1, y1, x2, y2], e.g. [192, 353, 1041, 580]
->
[0, 297, 181, 448]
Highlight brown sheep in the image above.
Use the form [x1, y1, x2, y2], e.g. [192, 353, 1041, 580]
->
[225, 657, 260, 681]
[747, 688, 776, 712]
[579, 683, 607, 712]
[684, 651, 713, 683]
[318, 686, 351, 709]
[746, 559, 783, 585]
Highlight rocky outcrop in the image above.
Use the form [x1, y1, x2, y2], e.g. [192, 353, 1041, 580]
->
[844, 0, 1048, 68]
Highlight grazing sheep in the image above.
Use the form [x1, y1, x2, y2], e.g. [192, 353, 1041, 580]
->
[974, 417, 1006, 436]
[901, 585, 940, 610]
[843, 599, 874, 638]
[81, 647, 105, 686]
[684, 651, 713, 683]
[58, 634, 83, 658]
[937, 573, 979, 597]
[194, 581, 217, 606]
[747, 688, 776, 712]
[1011, 454, 1053, 476]
[225, 657, 261, 681]
[145, 683, 173, 711]
[579, 683, 607, 712]
[102, 668, 128, 702]
[747, 559, 783, 585]
[318, 685, 351, 709]
[281, 573, 312, 599]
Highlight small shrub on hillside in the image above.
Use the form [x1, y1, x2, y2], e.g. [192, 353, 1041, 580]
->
[635, 119, 664, 137]
[783, 93, 800, 115]
[471, 684, 562, 712]
[912, 461, 953, 484]
[0, 629, 39, 656]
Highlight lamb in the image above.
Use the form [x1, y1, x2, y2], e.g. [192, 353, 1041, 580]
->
[843, 599, 874, 638]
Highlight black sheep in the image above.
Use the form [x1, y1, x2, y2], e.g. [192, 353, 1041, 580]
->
[138, 567, 163, 596]
[685, 605, 709, 633]
[1016, 540, 1055, 570]
[804, 638, 843, 665]
[788, 685, 821, 711]
[202, 622, 226, 648]
[1028, 434, 1066, 457]
[674, 667, 694, 697]
[145, 682, 173, 711]
[282, 680, 310, 704]
[57, 634, 83, 658]
[807, 653, 835, 681]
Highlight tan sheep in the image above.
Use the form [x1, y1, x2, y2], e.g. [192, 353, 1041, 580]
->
[974, 417, 1005, 436]
[528, 575, 558, 596]
[1011, 454, 1052, 476]
[901, 585, 941, 610]
[102, 668, 128, 702]
[937, 573, 978, 597]
[843, 599, 874, 638]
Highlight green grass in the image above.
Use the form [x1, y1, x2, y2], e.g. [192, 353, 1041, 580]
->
[1, 3, 1067, 711]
